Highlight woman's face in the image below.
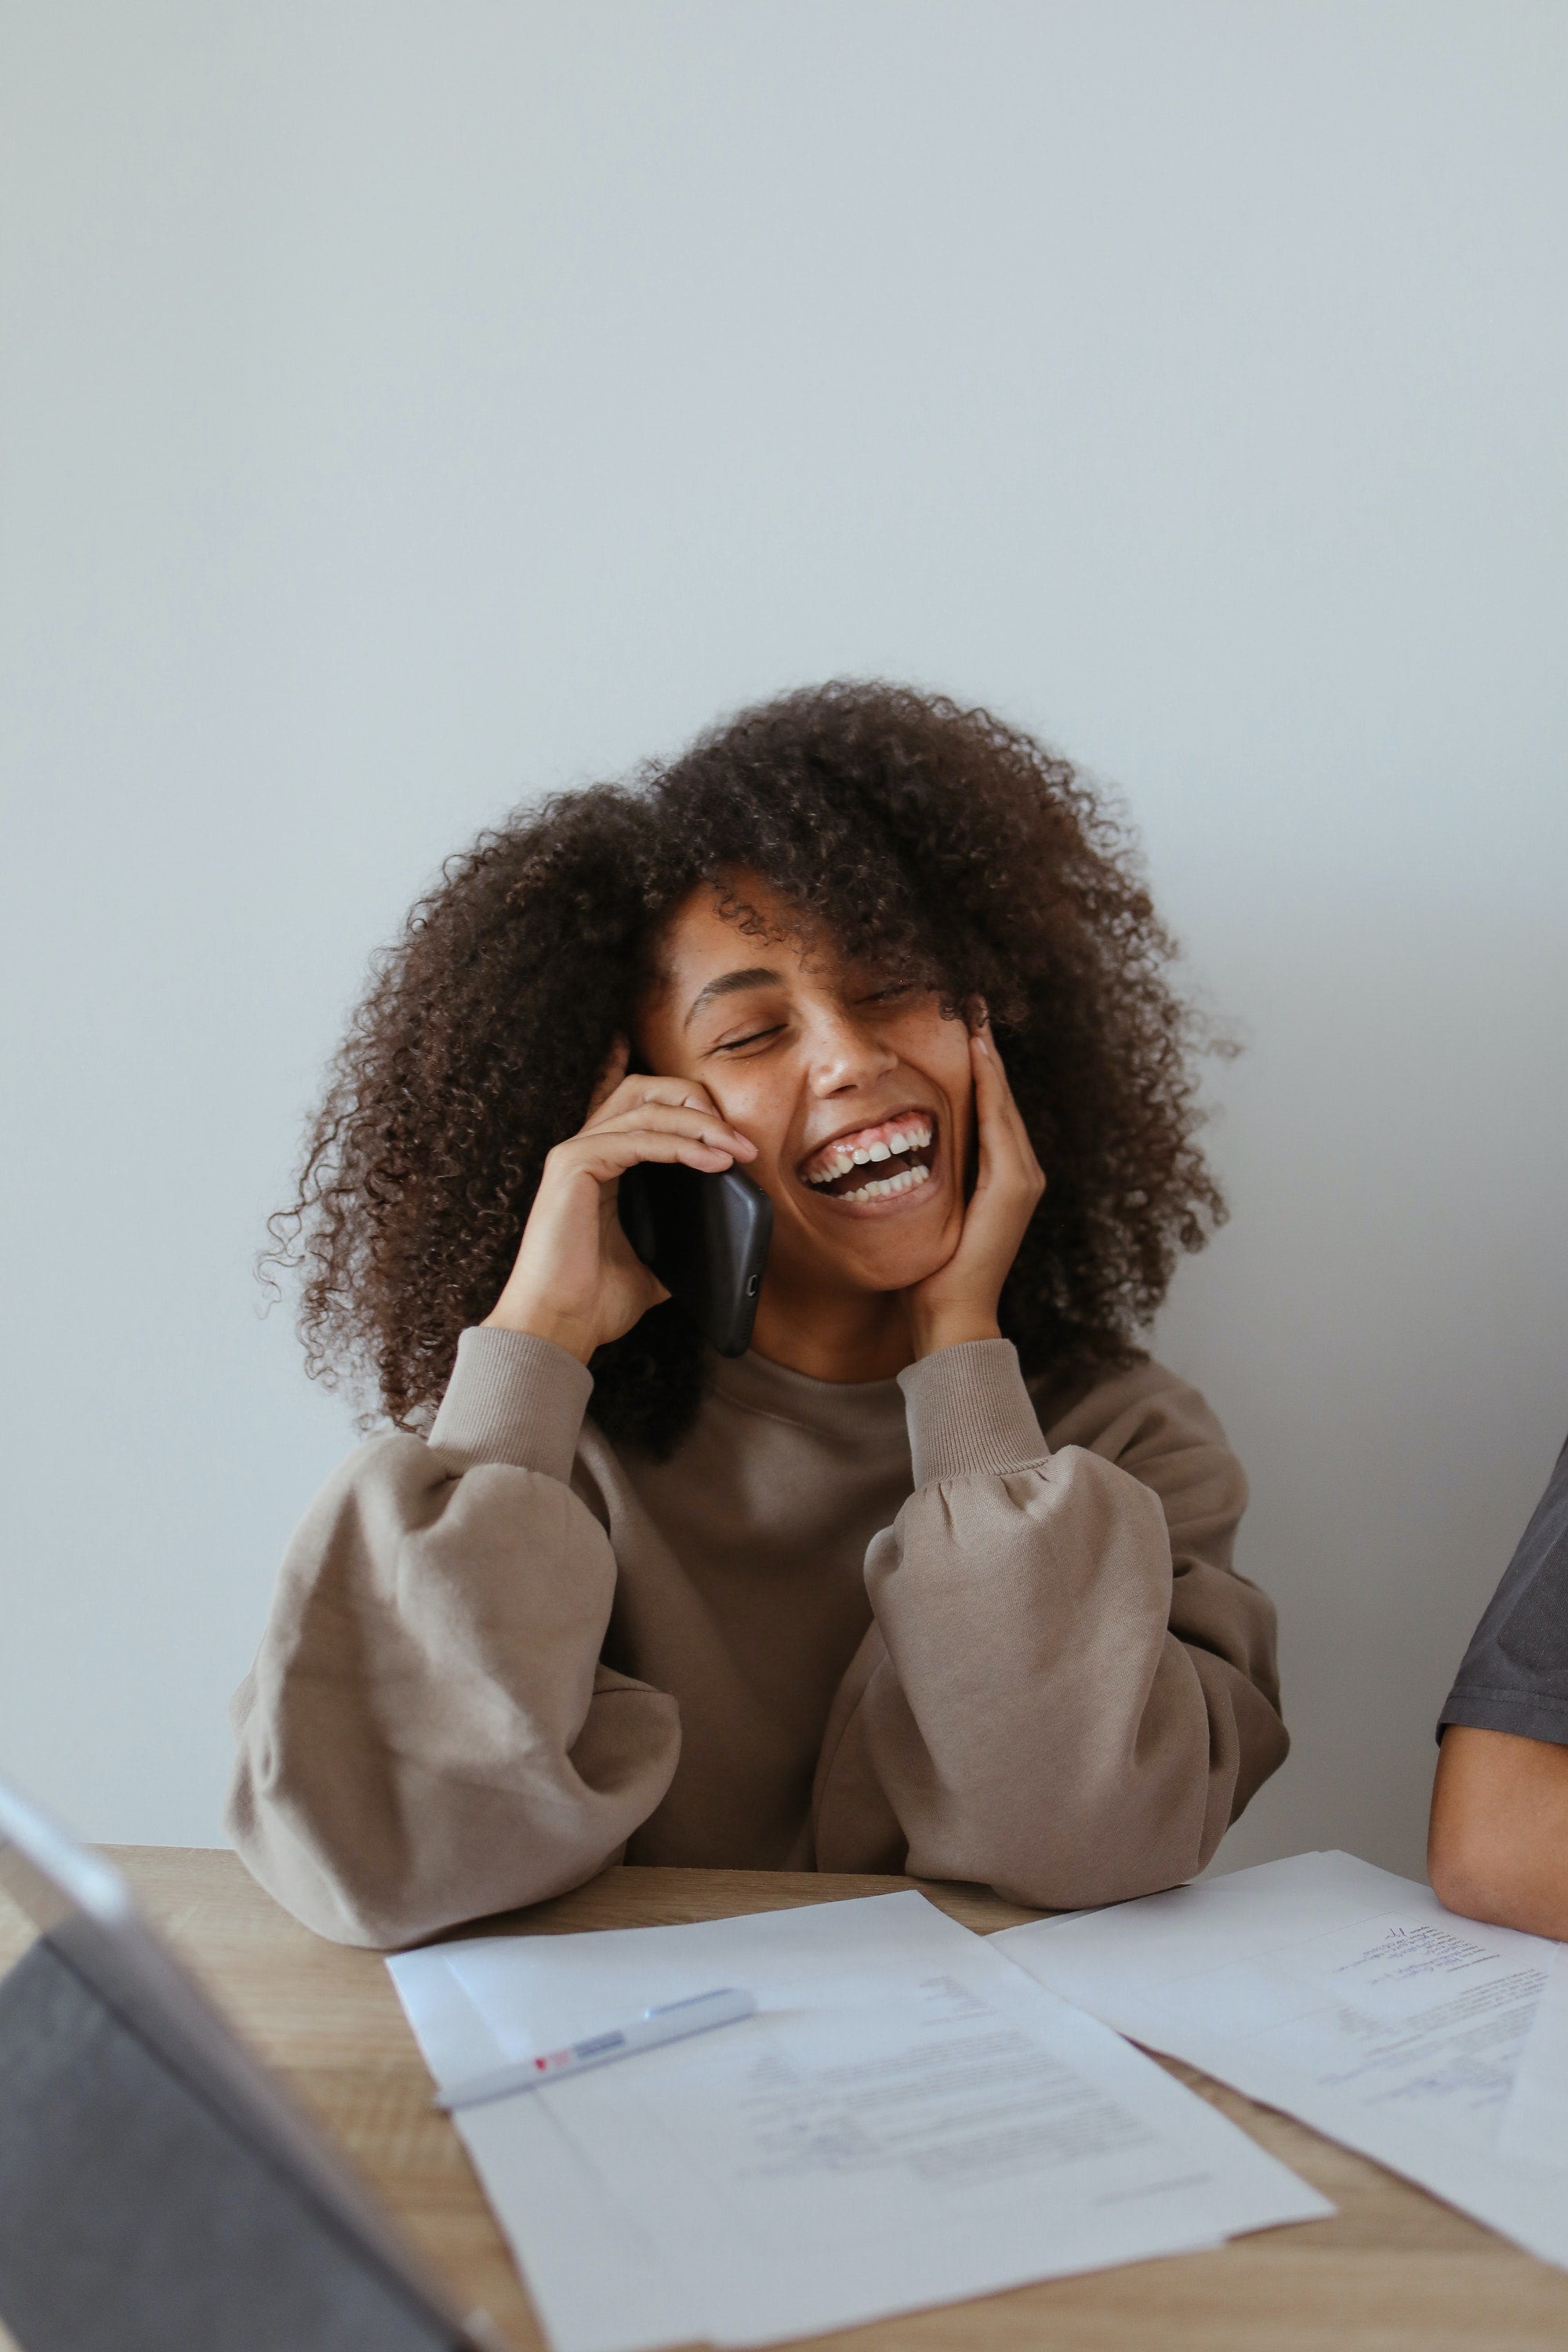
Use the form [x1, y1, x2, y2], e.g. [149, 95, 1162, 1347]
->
[636, 877, 975, 1301]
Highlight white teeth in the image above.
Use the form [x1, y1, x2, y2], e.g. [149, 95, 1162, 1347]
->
[840, 1162, 934, 1204]
[804, 1118, 936, 1186]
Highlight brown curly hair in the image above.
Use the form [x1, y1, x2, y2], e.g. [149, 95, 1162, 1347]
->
[266, 682, 1228, 1455]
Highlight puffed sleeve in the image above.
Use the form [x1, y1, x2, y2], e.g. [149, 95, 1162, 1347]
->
[810, 1340, 1287, 1907]
[225, 1329, 681, 1947]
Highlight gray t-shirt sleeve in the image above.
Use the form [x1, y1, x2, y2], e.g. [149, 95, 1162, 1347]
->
[1438, 1435, 1568, 1747]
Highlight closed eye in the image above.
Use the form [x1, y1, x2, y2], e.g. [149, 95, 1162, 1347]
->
[713, 1024, 785, 1054]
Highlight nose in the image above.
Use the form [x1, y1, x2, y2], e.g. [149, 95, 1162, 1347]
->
[805, 1004, 898, 1097]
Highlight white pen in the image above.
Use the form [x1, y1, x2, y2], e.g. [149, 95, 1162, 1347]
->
[434, 1985, 757, 2112]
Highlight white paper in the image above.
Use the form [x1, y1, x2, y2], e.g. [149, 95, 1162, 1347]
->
[390, 1890, 1329, 2352]
[994, 1849, 1568, 2268]
[1500, 1942, 1568, 2168]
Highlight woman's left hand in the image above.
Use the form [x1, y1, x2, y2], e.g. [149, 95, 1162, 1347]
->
[902, 1024, 1045, 1359]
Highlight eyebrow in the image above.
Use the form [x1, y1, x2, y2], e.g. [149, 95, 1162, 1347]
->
[683, 966, 784, 1030]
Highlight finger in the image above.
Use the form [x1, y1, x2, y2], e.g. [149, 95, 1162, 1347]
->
[971, 1031, 1038, 1185]
[972, 1018, 1016, 1102]
[572, 1127, 740, 1181]
[974, 1025, 1037, 1149]
[554, 1120, 742, 1179]
[601, 1211, 673, 1305]
[586, 1038, 632, 1120]
[584, 1070, 728, 1131]
[592, 1100, 757, 1159]
[969, 1029, 1009, 1145]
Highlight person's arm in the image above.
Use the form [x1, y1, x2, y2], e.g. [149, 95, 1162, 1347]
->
[1428, 1726, 1568, 1939]
[811, 1026, 1283, 1906]
[230, 1050, 757, 1947]
[227, 1328, 682, 1948]
[1425, 1436, 1568, 1939]
[811, 1344, 1287, 1907]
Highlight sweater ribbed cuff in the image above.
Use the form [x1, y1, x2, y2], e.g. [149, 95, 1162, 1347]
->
[897, 1338, 1051, 1486]
[428, 1327, 593, 1483]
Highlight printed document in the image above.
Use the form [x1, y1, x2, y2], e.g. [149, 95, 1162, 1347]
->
[1501, 1944, 1568, 2169]
[994, 1850, 1568, 2269]
[390, 1890, 1329, 2352]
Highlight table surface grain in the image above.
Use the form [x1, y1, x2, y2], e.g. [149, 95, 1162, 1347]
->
[3, 1848, 1567, 2352]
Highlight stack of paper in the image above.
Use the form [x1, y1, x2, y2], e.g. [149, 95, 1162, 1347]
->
[995, 1850, 1568, 2268]
[390, 1889, 1329, 2352]
[1501, 1944, 1568, 2169]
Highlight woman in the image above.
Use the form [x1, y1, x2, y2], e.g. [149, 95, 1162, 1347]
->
[230, 683, 1287, 1947]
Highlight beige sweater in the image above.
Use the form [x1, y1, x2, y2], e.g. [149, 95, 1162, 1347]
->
[227, 1332, 1287, 1947]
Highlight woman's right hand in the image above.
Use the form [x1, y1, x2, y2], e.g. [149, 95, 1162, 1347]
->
[482, 1041, 757, 1364]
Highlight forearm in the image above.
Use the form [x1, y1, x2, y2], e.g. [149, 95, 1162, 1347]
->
[822, 1343, 1285, 1907]
[855, 1479, 1269, 1906]
[1428, 1726, 1568, 1940]
[229, 1653, 678, 1947]
[227, 1341, 681, 1945]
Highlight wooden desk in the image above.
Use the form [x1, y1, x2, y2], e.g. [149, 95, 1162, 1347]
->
[3, 1850, 1567, 2352]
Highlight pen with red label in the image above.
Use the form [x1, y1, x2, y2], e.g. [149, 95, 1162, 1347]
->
[434, 1987, 757, 2113]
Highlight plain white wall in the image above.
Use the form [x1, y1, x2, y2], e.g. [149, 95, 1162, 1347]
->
[2, 2, 1564, 1879]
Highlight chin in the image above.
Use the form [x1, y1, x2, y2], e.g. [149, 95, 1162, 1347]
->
[837, 1221, 964, 1296]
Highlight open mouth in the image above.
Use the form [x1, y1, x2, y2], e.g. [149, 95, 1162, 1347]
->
[798, 1112, 938, 1206]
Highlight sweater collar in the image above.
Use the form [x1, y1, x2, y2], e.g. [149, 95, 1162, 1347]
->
[708, 1346, 910, 1448]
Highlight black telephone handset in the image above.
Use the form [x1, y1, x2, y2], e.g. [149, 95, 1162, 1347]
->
[618, 1160, 773, 1358]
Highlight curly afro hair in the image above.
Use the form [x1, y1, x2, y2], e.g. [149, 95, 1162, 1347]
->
[266, 681, 1228, 1455]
